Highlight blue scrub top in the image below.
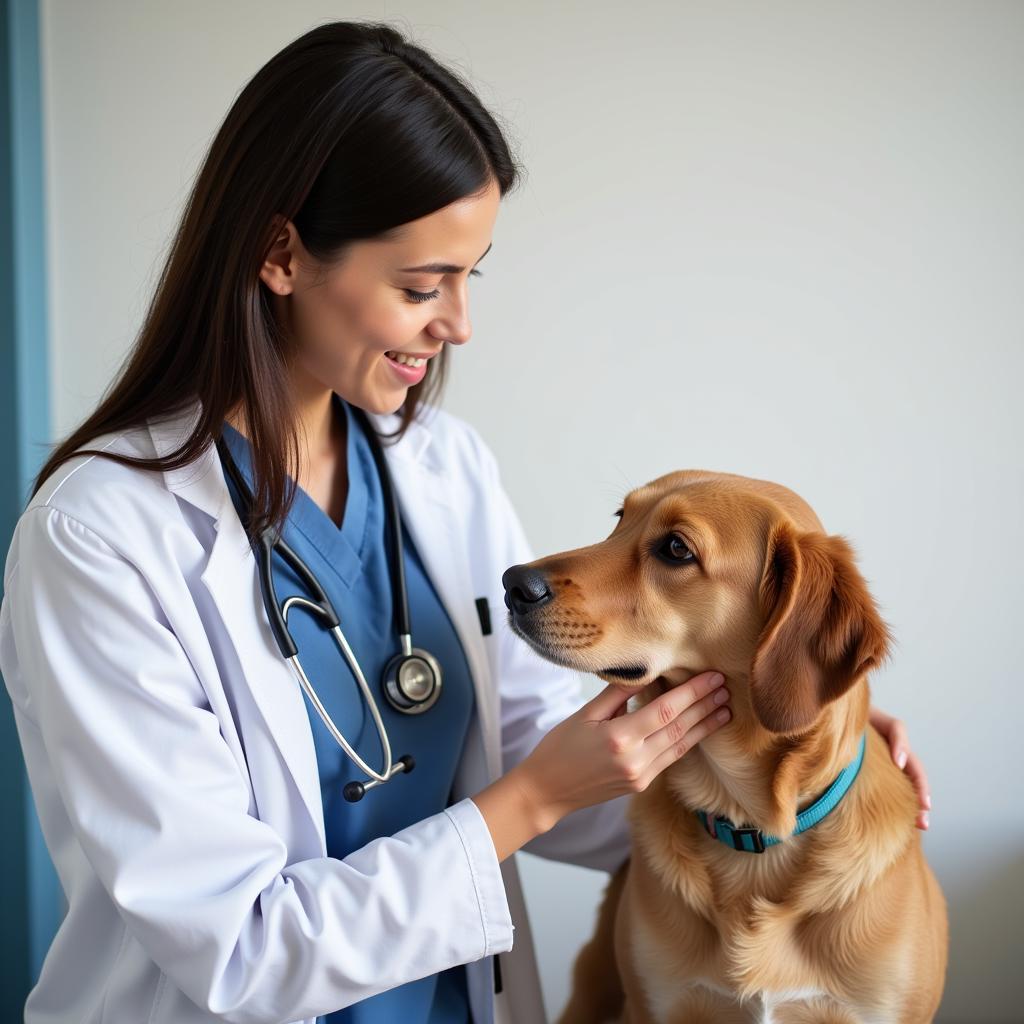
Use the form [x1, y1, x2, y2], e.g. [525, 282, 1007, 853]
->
[218, 393, 476, 1023]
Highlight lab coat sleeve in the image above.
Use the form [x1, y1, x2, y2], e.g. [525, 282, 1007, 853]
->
[9, 507, 513, 1024]
[471, 433, 633, 875]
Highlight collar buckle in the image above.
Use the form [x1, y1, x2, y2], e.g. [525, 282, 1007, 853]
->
[727, 824, 766, 853]
[699, 810, 768, 853]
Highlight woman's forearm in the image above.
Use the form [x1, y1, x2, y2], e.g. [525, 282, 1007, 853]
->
[470, 765, 557, 863]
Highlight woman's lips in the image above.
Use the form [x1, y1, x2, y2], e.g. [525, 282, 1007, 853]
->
[384, 352, 428, 384]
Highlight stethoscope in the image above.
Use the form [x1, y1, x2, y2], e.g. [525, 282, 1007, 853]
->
[214, 400, 442, 802]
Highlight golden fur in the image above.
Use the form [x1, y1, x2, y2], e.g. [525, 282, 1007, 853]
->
[503, 470, 947, 1023]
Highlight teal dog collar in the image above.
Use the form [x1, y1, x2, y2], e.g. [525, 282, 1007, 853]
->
[694, 730, 867, 854]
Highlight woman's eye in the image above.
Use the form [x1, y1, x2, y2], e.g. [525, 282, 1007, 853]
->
[405, 268, 483, 303]
[404, 288, 440, 303]
[657, 534, 697, 564]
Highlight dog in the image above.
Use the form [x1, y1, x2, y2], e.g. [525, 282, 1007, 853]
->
[501, 469, 947, 1024]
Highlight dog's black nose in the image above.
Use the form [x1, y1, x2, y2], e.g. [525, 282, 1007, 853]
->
[502, 565, 554, 616]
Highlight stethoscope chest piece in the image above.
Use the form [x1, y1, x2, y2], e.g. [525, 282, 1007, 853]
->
[383, 645, 443, 714]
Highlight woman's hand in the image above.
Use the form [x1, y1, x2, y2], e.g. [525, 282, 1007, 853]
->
[868, 705, 931, 830]
[513, 672, 732, 832]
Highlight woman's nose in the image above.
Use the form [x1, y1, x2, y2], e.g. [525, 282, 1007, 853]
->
[433, 282, 472, 344]
[437, 316, 471, 346]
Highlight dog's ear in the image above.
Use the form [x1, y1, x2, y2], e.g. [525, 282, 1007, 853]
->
[749, 521, 893, 734]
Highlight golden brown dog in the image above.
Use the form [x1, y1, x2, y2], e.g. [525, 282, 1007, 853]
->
[501, 470, 947, 1024]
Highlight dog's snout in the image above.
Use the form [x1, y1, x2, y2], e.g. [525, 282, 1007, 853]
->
[502, 565, 554, 615]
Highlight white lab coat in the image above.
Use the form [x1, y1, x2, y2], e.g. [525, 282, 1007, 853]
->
[0, 397, 632, 1024]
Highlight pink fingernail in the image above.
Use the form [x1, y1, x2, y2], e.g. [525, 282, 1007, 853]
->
[897, 750, 907, 769]
[925, 794, 931, 809]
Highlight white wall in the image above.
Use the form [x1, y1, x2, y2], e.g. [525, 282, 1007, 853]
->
[41, 2, 1024, 1019]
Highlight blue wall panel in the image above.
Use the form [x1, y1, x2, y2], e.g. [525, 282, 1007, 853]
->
[1, 0, 60, 1016]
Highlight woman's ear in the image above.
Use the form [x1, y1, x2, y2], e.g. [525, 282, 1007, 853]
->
[749, 520, 894, 734]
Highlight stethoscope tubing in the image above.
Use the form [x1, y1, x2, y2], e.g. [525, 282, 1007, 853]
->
[286, 612, 394, 784]
[213, 399, 434, 797]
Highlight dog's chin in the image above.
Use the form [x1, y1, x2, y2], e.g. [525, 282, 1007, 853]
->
[594, 665, 653, 689]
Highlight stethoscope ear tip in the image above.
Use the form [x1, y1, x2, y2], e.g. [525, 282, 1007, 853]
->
[343, 781, 366, 803]
[343, 754, 416, 802]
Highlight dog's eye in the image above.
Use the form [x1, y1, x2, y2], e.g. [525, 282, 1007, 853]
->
[614, 508, 624, 519]
[658, 534, 697, 564]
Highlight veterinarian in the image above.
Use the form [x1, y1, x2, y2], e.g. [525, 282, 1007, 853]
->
[0, 21, 931, 1024]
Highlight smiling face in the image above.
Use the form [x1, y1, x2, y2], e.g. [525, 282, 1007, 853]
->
[258, 177, 501, 415]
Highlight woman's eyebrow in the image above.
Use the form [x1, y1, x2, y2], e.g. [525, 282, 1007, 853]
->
[399, 241, 492, 274]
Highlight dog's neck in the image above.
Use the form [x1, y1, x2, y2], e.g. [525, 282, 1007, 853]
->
[653, 672, 871, 840]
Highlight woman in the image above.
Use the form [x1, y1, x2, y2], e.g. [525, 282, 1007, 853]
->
[0, 20, 930, 1024]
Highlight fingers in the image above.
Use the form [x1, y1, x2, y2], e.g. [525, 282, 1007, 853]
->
[884, 716, 910, 770]
[904, 750, 931, 829]
[879, 717, 931, 829]
[618, 671, 727, 741]
[643, 696, 732, 781]
[581, 683, 633, 723]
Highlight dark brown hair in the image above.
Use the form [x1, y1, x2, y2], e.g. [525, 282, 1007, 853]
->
[31, 19, 523, 540]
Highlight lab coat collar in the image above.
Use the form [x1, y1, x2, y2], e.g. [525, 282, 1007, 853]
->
[145, 397, 499, 857]
[147, 397, 438, 522]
